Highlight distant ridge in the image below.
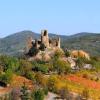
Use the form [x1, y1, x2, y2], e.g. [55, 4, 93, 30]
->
[0, 30, 100, 56]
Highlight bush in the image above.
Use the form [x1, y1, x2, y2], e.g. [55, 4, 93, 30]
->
[20, 83, 30, 100]
[47, 75, 58, 92]
[0, 55, 20, 72]
[18, 59, 32, 76]
[31, 89, 45, 100]
[34, 72, 47, 87]
[43, 87, 48, 95]
[65, 50, 70, 57]
[25, 71, 35, 81]
[0, 69, 13, 84]
[32, 62, 49, 74]
[54, 50, 64, 59]
[53, 59, 71, 74]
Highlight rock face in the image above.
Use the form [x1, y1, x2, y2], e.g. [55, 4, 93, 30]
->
[71, 50, 90, 60]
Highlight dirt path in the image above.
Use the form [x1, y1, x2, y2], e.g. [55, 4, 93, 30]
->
[44, 92, 58, 100]
[0, 86, 12, 96]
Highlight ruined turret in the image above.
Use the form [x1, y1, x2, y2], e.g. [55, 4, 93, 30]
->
[57, 37, 60, 48]
[41, 30, 49, 48]
[26, 30, 61, 57]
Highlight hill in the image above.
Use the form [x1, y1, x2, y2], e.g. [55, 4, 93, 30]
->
[62, 33, 100, 56]
[0, 31, 100, 57]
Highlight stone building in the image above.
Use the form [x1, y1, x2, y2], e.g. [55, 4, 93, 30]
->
[27, 30, 61, 51]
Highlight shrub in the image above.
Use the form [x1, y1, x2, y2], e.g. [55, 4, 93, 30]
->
[0, 55, 20, 72]
[25, 71, 35, 81]
[65, 50, 70, 57]
[54, 50, 64, 59]
[0, 69, 13, 84]
[31, 89, 45, 100]
[32, 62, 49, 74]
[53, 59, 71, 74]
[47, 75, 58, 92]
[43, 87, 48, 95]
[20, 82, 30, 100]
[34, 72, 47, 87]
[18, 59, 32, 76]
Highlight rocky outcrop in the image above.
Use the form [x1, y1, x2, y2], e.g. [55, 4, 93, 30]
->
[71, 50, 90, 60]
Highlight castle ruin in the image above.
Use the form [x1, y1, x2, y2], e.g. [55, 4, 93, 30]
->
[27, 30, 61, 52]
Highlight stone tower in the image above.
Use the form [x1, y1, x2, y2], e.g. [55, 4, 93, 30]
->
[58, 37, 60, 48]
[41, 30, 49, 48]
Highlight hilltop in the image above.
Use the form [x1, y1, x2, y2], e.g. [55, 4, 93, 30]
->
[0, 31, 100, 57]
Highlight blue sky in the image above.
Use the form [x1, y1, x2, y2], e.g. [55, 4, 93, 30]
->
[0, 0, 100, 37]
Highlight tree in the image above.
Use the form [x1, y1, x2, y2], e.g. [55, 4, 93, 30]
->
[20, 82, 30, 100]
[31, 89, 45, 100]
